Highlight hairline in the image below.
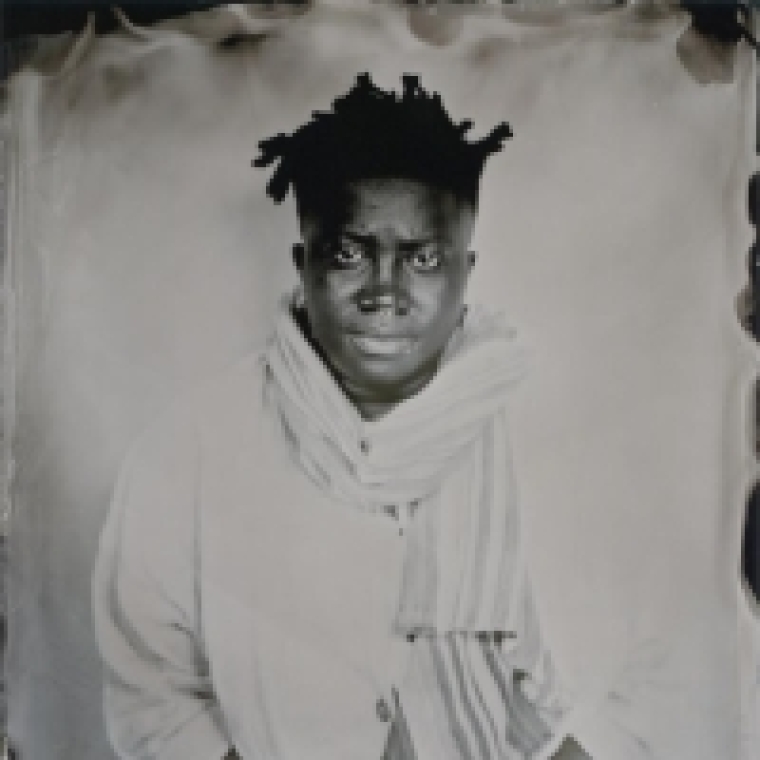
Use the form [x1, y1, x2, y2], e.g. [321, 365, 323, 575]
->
[295, 175, 480, 221]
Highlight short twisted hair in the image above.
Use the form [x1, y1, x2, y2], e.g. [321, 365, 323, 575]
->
[253, 72, 512, 214]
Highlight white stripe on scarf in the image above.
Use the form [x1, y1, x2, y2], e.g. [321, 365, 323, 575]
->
[396, 635, 559, 760]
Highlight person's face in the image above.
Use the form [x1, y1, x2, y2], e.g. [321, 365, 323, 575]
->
[294, 178, 477, 417]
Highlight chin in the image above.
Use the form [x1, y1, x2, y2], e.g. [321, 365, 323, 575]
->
[351, 365, 412, 392]
[346, 359, 435, 401]
[327, 339, 442, 402]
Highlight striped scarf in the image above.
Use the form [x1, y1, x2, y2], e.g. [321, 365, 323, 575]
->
[262, 296, 564, 759]
[261, 294, 528, 635]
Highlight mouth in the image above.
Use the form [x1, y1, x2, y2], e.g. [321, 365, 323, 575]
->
[347, 335, 417, 357]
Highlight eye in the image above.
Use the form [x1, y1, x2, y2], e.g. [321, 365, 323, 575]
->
[331, 240, 366, 268]
[408, 248, 442, 272]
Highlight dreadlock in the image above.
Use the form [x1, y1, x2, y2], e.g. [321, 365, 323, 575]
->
[253, 73, 512, 214]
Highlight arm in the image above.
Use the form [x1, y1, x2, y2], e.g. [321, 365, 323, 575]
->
[91, 416, 232, 760]
[500, 578, 654, 760]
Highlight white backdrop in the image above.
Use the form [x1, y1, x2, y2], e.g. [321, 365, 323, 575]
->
[4, 2, 756, 758]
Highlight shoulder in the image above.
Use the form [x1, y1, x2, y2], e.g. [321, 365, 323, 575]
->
[130, 353, 266, 466]
[112, 352, 268, 529]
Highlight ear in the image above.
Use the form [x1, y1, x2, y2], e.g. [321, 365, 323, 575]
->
[467, 251, 478, 271]
[292, 243, 306, 272]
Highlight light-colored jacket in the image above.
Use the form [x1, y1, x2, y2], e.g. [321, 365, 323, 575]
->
[91, 355, 642, 760]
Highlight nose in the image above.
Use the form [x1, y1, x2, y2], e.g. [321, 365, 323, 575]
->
[358, 252, 409, 315]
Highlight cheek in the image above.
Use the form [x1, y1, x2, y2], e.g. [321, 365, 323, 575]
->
[303, 270, 361, 324]
[413, 272, 467, 318]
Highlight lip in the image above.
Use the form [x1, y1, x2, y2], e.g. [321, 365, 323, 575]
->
[348, 334, 417, 357]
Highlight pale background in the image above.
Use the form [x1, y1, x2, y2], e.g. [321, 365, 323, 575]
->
[3, 2, 757, 758]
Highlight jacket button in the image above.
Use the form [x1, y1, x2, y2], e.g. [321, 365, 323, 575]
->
[376, 697, 392, 722]
[360, 438, 370, 454]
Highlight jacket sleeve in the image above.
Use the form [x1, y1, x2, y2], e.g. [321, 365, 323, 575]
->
[91, 412, 232, 760]
[500, 577, 658, 760]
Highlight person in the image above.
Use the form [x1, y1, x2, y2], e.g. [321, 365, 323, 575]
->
[92, 73, 646, 760]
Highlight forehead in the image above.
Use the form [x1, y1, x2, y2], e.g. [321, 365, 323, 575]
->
[299, 178, 475, 238]
[345, 178, 459, 216]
